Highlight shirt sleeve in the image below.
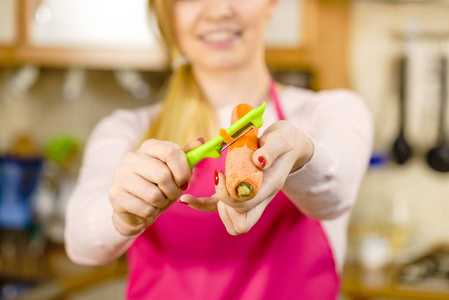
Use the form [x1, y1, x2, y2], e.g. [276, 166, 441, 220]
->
[282, 90, 374, 220]
[64, 108, 148, 265]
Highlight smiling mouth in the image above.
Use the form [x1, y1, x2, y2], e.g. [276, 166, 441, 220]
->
[199, 30, 242, 43]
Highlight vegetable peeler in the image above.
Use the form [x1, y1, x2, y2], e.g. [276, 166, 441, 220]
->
[186, 102, 266, 168]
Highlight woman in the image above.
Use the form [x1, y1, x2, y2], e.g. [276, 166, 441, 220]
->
[65, 0, 373, 299]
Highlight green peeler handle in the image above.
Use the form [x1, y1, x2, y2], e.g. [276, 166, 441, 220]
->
[185, 102, 266, 168]
[185, 136, 223, 169]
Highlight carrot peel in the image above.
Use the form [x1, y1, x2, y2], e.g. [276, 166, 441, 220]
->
[219, 128, 234, 144]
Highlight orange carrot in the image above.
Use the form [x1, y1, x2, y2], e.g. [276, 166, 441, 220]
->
[225, 104, 263, 201]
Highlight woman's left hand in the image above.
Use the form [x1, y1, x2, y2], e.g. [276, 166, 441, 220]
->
[180, 121, 314, 235]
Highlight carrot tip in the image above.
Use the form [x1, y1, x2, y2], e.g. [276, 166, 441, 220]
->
[236, 182, 253, 198]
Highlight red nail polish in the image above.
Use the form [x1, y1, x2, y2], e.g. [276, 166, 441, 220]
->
[181, 183, 188, 190]
[198, 137, 205, 144]
[178, 199, 189, 205]
[258, 156, 267, 168]
[214, 169, 219, 186]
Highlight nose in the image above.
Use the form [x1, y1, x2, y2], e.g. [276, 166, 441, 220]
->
[203, 0, 233, 21]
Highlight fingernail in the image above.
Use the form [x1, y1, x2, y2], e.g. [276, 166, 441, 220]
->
[178, 199, 189, 205]
[220, 170, 224, 175]
[258, 156, 267, 168]
[181, 183, 189, 190]
[214, 169, 219, 186]
[198, 137, 205, 144]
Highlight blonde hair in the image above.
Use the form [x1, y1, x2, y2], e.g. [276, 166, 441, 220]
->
[144, 0, 217, 146]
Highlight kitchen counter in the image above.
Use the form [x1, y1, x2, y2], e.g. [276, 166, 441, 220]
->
[0, 243, 127, 300]
[4, 240, 449, 299]
[342, 263, 449, 300]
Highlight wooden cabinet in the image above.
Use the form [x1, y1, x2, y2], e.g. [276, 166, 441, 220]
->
[0, 0, 350, 89]
[20, 0, 167, 70]
[266, 0, 351, 89]
[1, 0, 167, 70]
[0, 0, 18, 64]
[30, 0, 156, 49]
[0, 0, 16, 45]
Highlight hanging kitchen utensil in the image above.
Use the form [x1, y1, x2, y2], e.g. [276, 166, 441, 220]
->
[62, 68, 86, 101]
[393, 56, 413, 164]
[426, 54, 449, 172]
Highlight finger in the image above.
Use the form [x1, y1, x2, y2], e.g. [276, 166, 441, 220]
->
[224, 203, 256, 235]
[120, 173, 169, 208]
[183, 137, 205, 153]
[217, 201, 238, 236]
[116, 211, 153, 227]
[223, 198, 272, 235]
[109, 186, 160, 218]
[252, 122, 295, 170]
[140, 139, 191, 188]
[245, 198, 271, 228]
[113, 211, 153, 236]
[132, 155, 182, 201]
[179, 194, 218, 212]
[235, 154, 292, 210]
[214, 170, 239, 207]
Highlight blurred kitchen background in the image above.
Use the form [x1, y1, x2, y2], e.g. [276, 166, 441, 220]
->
[1, 0, 449, 299]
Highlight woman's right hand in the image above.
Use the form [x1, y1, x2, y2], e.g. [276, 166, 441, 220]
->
[109, 138, 203, 236]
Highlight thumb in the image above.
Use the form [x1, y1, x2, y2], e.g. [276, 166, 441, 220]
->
[183, 137, 205, 153]
[252, 132, 285, 170]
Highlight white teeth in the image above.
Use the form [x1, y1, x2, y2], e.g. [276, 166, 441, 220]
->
[203, 31, 235, 42]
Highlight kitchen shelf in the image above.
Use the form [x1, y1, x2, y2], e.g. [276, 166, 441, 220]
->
[14, 47, 168, 70]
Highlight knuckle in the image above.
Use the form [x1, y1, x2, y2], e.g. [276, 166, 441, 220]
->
[151, 192, 169, 208]
[141, 205, 158, 218]
[113, 166, 125, 180]
[141, 139, 156, 151]
[259, 133, 268, 145]
[163, 143, 182, 160]
[108, 186, 121, 205]
[140, 206, 151, 218]
[178, 173, 191, 188]
[134, 222, 148, 231]
[160, 197, 170, 208]
[143, 187, 156, 202]
[158, 170, 173, 186]
[110, 199, 124, 214]
[143, 217, 155, 227]
[144, 187, 168, 208]
[123, 151, 137, 165]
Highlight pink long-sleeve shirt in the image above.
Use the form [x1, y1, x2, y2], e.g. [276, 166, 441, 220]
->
[65, 86, 373, 272]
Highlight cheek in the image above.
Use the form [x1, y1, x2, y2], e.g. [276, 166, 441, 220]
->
[173, 4, 201, 50]
[238, 3, 270, 41]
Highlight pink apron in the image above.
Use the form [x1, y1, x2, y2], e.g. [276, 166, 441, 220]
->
[127, 81, 340, 299]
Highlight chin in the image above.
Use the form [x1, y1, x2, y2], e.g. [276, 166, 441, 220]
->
[194, 53, 250, 71]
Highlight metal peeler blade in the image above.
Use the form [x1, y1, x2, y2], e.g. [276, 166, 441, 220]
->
[219, 126, 254, 153]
